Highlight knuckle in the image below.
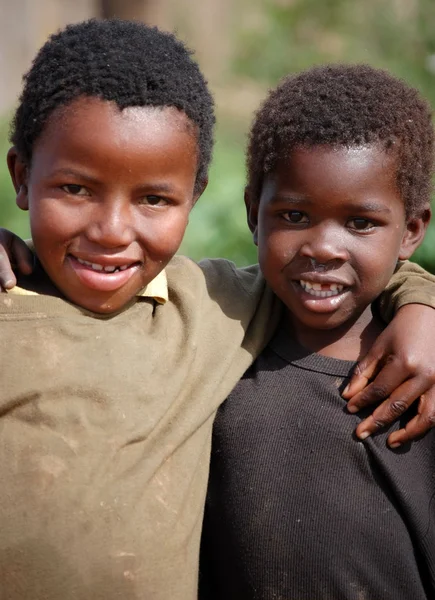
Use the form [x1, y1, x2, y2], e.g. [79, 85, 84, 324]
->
[385, 400, 408, 418]
[402, 356, 418, 373]
[384, 354, 396, 366]
[372, 417, 387, 430]
[389, 352, 416, 372]
[353, 363, 367, 378]
[353, 364, 363, 377]
[422, 411, 435, 427]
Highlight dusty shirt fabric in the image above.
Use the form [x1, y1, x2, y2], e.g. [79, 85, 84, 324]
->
[0, 257, 279, 600]
[0, 257, 434, 600]
[201, 328, 435, 600]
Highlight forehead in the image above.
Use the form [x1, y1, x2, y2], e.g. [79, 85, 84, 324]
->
[279, 143, 398, 186]
[35, 97, 198, 158]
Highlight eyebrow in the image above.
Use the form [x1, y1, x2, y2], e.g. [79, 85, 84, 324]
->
[270, 195, 392, 213]
[50, 168, 100, 184]
[50, 168, 175, 193]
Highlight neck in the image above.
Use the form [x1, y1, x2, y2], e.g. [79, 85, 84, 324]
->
[286, 306, 384, 361]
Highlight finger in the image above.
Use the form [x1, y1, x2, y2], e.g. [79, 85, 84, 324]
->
[346, 356, 403, 412]
[11, 237, 33, 275]
[342, 346, 386, 398]
[354, 376, 427, 439]
[387, 391, 435, 447]
[0, 249, 17, 290]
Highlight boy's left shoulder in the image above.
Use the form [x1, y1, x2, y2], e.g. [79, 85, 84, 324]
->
[166, 255, 267, 309]
[164, 255, 280, 339]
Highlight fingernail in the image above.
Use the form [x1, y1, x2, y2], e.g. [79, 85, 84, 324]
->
[389, 442, 401, 449]
[347, 405, 358, 414]
[358, 431, 370, 440]
[343, 384, 350, 395]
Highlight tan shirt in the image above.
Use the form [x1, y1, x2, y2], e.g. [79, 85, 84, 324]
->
[0, 257, 433, 600]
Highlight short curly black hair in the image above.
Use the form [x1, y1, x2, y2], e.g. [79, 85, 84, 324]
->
[10, 18, 215, 193]
[247, 64, 434, 216]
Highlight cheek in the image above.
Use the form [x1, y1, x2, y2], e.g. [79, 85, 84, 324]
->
[136, 208, 190, 259]
[350, 238, 400, 292]
[259, 228, 298, 268]
[29, 201, 78, 245]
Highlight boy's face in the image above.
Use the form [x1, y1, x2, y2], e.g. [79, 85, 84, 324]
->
[9, 97, 203, 313]
[247, 144, 428, 334]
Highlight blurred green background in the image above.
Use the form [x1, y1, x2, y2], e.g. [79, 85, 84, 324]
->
[1, 0, 435, 270]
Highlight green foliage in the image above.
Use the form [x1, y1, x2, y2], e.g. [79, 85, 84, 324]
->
[180, 128, 257, 265]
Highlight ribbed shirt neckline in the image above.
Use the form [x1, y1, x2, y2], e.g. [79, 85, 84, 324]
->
[269, 325, 357, 378]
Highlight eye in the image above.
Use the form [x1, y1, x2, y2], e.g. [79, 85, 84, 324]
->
[61, 184, 89, 196]
[282, 211, 309, 224]
[348, 218, 375, 231]
[139, 195, 168, 207]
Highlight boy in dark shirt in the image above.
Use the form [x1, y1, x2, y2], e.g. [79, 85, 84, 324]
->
[201, 65, 435, 599]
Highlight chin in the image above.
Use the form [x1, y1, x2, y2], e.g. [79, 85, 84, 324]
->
[292, 310, 353, 332]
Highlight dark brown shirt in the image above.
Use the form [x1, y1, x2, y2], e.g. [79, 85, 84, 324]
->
[201, 328, 435, 600]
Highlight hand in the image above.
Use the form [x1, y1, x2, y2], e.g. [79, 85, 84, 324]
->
[0, 228, 33, 290]
[343, 304, 435, 447]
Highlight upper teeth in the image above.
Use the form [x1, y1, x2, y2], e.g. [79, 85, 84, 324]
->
[76, 258, 129, 272]
[300, 280, 344, 297]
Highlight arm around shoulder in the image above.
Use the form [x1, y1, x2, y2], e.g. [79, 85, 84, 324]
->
[378, 260, 435, 322]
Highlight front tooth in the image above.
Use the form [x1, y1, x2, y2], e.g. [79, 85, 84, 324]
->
[330, 284, 338, 292]
[120, 265, 128, 271]
[91, 263, 103, 271]
[312, 283, 322, 291]
[103, 265, 117, 273]
[301, 280, 312, 290]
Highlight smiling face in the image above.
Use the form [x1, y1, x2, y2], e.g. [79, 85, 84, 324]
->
[247, 144, 428, 345]
[8, 97, 203, 314]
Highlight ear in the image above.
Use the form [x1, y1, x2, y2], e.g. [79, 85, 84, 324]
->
[398, 206, 431, 260]
[244, 187, 259, 246]
[7, 147, 29, 211]
[192, 177, 208, 206]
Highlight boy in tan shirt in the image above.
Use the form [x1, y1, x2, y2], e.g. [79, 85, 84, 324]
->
[1, 19, 435, 600]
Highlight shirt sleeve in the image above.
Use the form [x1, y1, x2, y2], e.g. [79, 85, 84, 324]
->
[378, 260, 435, 322]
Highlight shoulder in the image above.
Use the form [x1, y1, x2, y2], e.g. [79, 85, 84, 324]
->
[164, 256, 270, 323]
[165, 255, 265, 301]
[162, 256, 280, 348]
[1, 271, 89, 319]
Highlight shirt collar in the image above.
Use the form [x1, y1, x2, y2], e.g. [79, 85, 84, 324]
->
[137, 269, 168, 304]
[8, 269, 168, 304]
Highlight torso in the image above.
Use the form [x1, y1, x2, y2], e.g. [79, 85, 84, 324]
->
[201, 327, 435, 600]
[0, 256, 278, 600]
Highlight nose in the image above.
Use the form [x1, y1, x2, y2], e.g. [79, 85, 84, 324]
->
[86, 199, 135, 249]
[299, 222, 350, 265]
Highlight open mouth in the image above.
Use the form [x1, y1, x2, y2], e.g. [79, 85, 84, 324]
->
[68, 255, 142, 293]
[299, 279, 346, 298]
[75, 257, 137, 273]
